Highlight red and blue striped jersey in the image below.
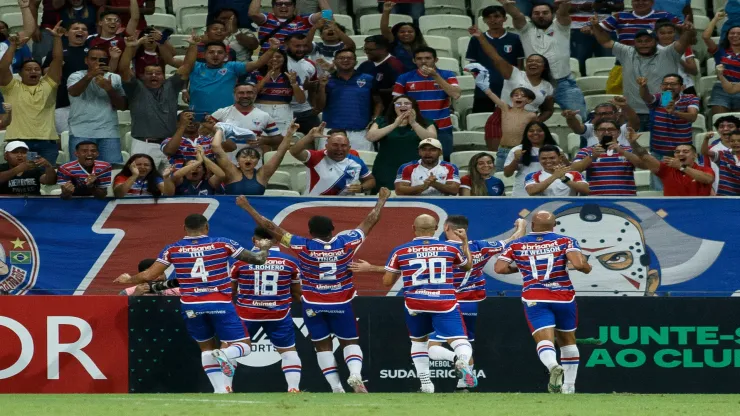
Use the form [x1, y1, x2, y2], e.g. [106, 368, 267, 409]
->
[444, 239, 505, 302]
[257, 13, 314, 54]
[712, 48, 740, 83]
[600, 11, 682, 45]
[160, 135, 215, 170]
[231, 247, 301, 321]
[393, 69, 458, 131]
[385, 237, 468, 313]
[498, 232, 581, 303]
[574, 147, 637, 196]
[648, 93, 699, 156]
[56, 160, 113, 191]
[286, 229, 365, 304]
[157, 235, 245, 304]
[256, 73, 301, 103]
[712, 150, 740, 196]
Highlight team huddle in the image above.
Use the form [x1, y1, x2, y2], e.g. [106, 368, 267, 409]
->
[115, 190, 592, 394]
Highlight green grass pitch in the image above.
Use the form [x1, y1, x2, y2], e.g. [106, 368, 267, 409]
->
[2, 394, 739, 416]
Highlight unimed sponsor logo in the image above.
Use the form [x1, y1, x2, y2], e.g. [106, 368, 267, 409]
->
[380, 360, 487, 379]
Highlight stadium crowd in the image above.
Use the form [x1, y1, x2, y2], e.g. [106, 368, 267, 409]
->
[0, 0, 738, 198]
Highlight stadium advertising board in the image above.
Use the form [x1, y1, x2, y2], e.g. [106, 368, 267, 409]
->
[0, 296, 128, 393]
[0, 196, 733, 297]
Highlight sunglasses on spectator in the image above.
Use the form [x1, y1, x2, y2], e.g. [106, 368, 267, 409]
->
[275, 2, 293, 7]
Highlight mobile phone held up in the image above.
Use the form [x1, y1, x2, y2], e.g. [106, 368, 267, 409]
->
[660, 91, 672, 108]
[321, 9, 333, 21]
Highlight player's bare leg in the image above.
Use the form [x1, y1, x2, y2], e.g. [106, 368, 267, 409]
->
[339, 338, 368, 393]
[533, 327, 563, 393]
[410, 335, 434, 393]
[314, 338, 346, 393]
[276, 346, 302, 393]
[446, 337, 477, 388]
[213, 338, 252, 378]
[197, 338, 231, 393]
[555, 330, 578, 394]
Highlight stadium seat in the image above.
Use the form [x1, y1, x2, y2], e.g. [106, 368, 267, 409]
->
[359, 14, 411, 36]
[712, 112, 740, 126]
[698, 75, 716, 99]
[458, 36, 470, 60]
[693, 114, 707, 135]
[436, 57, 461, 74]
[569, 58, 579, 79]
[635, 170, 650, 189]
[259, 0, 271, 13]
[424, 35, 454, 58]
[264, 189, 301, 196]
[154, 0, 165, 13]
[147, 13, 177, 33]
[459, 169, 468, 178]
[450, 150, 496, 170]
[118, 110, 131, 148]
[353, 0, 379, 17]
[120, 150, 130, 164]
[494, 171, 514, 189]
[585, 94, 618, 112]
[108, 169, 122, 197]
[179, 13, 207, 33]
[168, 34, 191, 55]
[453, 94, 474, 118]
[693, 15, 710, 34]
[41, 184, 61, 196]
[691, 0, 707, 16]
[635, 131, 650, 148]
[457, 74, 475, 95]
[585, 57, 616, 77]
[707, 57, 716, 76]
[356, 150, 377, 168]
[567, 133, 584, 158]
[453, 131, 486, 150]
[636, 190, 663, 196]
[173, 0, 208, 31]
[419, 15, 472, 56]
[576, 76, 608, 96]
[60, 131, 70, 155]
[333, 14, 355, 35]
[350, 35, 368, 57]
[466, 112, 491, 132]
[0, 130, 5, 150]
[56, 150, 68, 165]
[424, 0, 467, 15]
[264, 151, 305, 191]
[0, 13, 23, 33]
[295, 171, 307, 194]
[267, 170, 292, 190]
[694, 132, 709, 152]
[450, 113, 460, 131]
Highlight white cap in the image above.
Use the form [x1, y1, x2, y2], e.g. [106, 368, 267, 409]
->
[418, 138, 443, 150]
[4, 141, 29, 152]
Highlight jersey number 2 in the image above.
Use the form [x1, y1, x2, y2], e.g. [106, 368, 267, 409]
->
[529, 254, 554, 282]
[191, 258, 209, 282]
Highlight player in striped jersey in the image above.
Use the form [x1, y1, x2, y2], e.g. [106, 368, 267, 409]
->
[702, 130, 740, 195]
[115, 214, 270, 393]
[599, 5, 682, 46]
[236, 188, 391, 393]
[231, 226, 303, 392]
[494, 211, 592, 394]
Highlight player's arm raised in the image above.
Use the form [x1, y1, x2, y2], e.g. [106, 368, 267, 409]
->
[566, 250, 592, 274]
[236, 246, 269, 265]
[453, 228, 473, 271]
[502, 219, 527, 244]
[235, 196, 292, 246]
[115, 261, 169, 285]
[356, 187, 391, 236]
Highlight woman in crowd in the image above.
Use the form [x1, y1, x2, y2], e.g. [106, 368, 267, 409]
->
[380, 1, 427, 72]
[366, 95, 437, 192]
[171, 146, 226, 195]
[213, 119, 296, 195]
[503, 121, 563, 197]
[254, 49, 304, 135]
[114, 154, 175, 198]
[704, 11, 740, 116]
[60, 0, 98, 35]
[459, 152, 505, 196]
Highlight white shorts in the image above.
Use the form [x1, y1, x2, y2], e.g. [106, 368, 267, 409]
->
[255, 103, 293, 135]
[317, 128, 373, 152]
[55, 107, 69, 135]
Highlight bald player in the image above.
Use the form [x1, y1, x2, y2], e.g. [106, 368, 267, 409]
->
[382, 214, 476, 393]
[494, 211, 592, 394]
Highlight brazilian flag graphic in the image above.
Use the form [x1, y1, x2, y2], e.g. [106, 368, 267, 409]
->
[10, 251, 31, 264]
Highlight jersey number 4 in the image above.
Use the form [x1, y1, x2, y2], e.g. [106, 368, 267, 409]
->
[191, 258, 209, 282]
[409, 258, 447, 286]
[529, 254, 554, 282]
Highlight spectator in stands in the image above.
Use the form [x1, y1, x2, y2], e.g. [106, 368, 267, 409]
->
[113, 153, 174, 197]
[313, 49, 381, 151]
[88, 3, 140, 52]
[161, 111, 233, 169]
[562, 96, 640, 147]
[290, 123, 376, 195]
[705, 13, 740, 117]
[638, 73, 698, 190]
[206, 8, 259, 63]
[306, 18, 355, 69]
[630, 138, 713, 196]
[0, 103, 11, 129]
[595, 0, 682, 94]
[0, 141, 56, 195]
[503, 0, 588, 117]
[44, 22, 90, 134]
[393, 46, 460, 160]
[105, 0, 153, 34]
[213, 120, 295, 195]
[170, 146, 226, 196]
[119, 258, 180, 296]
[656, 20, 697, 95]
[380, 1, 426, 72]
[31, 0, 61, 63]
[702, 129, 740, 196]
[118, 34, 197, 171]
[0, 20, 32, 74]
[66, 47, 127, 164]
[568, 0, 622, 77]
[525, 144, 589, 196]
[248, 0, 329, 54]
[706, 115, 740, 153]
[367, 94, 436, 193]
[653, 0, 692, 20]
[395, 138, 460, 196]
[0, 28, 63, 165]
[459, 152, 505, 196]
[254, 48, 304, 135]
[357, 35, 405, 111]
[285, 33, 322, 134]
[570, 119, 644, 196]
[57, 141, 112, 199]
[467, 6, 525, 114]
[503, 121, 564, 197]
[591, 19, 692, 131]
[59, 0, 98, 34]
[132, 28, 179, 79]
[196, 19, 238, 63]
[211, 83, 281, 156]
[378, 1, 424, 23]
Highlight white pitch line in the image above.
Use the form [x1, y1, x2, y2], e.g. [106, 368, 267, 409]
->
[103, 397, 266, 404]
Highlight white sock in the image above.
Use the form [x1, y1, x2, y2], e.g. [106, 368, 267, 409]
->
[222, 342, 250, 359]
[560, 345, 579, 387]
[281, 350, 302, 391]
[343, 344, 363, 377]
[316, 351, 344, 391]
[223, 367, 234, 392]
[537, 340, 559, 371]
[410, 341, 431, 383]
[456, 364, 474, 388]
[201, 351, 227, 393]
[428, 344, 456, 362]
[450, 339, 473, 363]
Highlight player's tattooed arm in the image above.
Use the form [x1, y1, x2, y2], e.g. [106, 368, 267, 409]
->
[236, 248, 268, 265]
[236, 195, 290, 243]
[357, 187, 391, 235]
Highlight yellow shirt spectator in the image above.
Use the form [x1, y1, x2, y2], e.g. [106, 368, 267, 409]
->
[0, 77, 58, 141]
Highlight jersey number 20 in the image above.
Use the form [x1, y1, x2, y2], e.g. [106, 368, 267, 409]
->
[409, 258, 447, 286]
